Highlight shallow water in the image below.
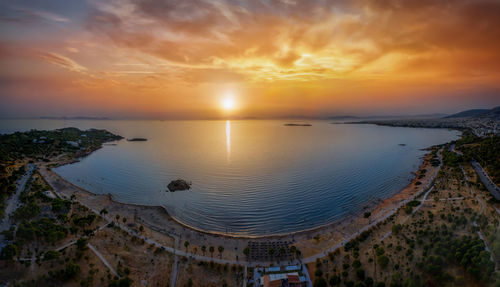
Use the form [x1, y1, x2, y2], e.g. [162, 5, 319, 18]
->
[0, 119, 459, 235]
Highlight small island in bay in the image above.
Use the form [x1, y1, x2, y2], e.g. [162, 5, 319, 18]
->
[127, 138, 148, 142]
[167, 179, 192, 192]
[284, 123, 312, 126]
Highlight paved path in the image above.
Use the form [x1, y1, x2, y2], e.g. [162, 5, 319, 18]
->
[88, 243, 120, 277]
[302, 264, 313, 286]
[243, 266, 247, 287]
[170, 237, 180, 287]
[0, 164, 35, 247]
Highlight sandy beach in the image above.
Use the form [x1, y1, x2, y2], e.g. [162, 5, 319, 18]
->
[37, 146, 441, 265]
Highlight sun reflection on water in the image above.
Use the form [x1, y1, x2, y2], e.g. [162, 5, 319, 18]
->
[226, 120, 231, 161]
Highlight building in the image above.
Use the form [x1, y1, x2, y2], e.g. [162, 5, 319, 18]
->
[260, 272, 307, 287]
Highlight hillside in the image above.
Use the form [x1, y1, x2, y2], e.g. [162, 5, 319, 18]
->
[445, 106, 500, 119]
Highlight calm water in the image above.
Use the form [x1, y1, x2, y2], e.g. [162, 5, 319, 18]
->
[0, 119, 459, 235]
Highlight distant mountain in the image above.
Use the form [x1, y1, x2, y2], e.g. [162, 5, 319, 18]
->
[444, 106, 500, 119]
[38, 116, 111, 120]
[326, 115, 360, 120]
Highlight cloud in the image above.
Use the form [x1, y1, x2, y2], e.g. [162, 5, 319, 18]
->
[80, 0, 500, 85]
[38, 52, 87, 73]
[0, 5, 70, 24]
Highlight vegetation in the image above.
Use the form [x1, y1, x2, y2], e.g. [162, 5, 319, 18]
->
[457, 133, 500, 184]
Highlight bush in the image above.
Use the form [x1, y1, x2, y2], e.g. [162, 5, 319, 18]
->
[315, 269, 323, 277]
[0, 244, 17, 260]
[404, 205, 413, 214]
[313, 277, 327, 287]
[62, 262, 80, 280]
[43, 250, 60, 260]
[377, 255, 389, 269]
[392, 224, 402, 234]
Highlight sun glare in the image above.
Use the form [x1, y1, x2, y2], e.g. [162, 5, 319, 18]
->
[221, 94, 236, 111]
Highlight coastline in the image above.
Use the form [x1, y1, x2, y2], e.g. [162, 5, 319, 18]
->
[41, 143, 441, 243]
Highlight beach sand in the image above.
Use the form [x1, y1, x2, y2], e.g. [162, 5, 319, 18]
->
[38, 147, 440, 264]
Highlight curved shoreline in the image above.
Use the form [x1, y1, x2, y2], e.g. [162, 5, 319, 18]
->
[48, 146, 436, 240]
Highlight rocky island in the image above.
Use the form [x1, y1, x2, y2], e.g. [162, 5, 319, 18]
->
[127, 138, 148, 141]
[167, 179, 191, 192]
[284, 123, 312, 126]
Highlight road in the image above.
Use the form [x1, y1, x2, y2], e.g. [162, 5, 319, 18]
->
[471, 160, 500, 200]
[0, 164, 35, 247]
[452, 147, 496, 270]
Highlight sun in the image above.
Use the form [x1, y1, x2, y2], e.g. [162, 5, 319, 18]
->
[221, 94, 236, 111]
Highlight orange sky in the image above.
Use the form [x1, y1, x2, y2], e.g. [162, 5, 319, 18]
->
[0, 0, 499, 118]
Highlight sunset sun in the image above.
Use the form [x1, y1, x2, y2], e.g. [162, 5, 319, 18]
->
[221, 94, 236, 111]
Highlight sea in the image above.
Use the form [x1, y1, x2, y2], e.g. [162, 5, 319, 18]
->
[0, 119, 460, 235]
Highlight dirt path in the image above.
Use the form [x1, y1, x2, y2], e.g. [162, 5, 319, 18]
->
[88, 243, 120, 277]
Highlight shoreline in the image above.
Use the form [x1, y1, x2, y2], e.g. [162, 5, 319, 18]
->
[45, 145, 438, 241]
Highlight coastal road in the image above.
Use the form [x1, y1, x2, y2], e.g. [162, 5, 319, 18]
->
[471, 160, 500, 200]
[451, 143, 500, 199]
[0, 164, 35, 247]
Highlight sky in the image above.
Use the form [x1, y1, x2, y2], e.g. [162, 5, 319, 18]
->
[0, 0, 499, 119]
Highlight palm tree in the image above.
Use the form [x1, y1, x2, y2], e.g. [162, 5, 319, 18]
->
[184, 241, 190, 252]
[243, 247, 250, 257]
[201, 245, 206, 256]
[209, 246, 215, 257]
[193, 247, 198, 255]
[218, 246, 224, 259]
[268, 248, 275, 257]
[279, 247, 286, 257]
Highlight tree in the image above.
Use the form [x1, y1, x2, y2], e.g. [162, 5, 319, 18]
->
[269, 248, 275, 257]
[108, 277, 133, 287]
[43, 250, 60, 261]
[62, 262, 80, 280]
[218, 246, 224, 258]
[279, 247, 286, 257]
[201, 245, 206, 255]
[184, 241, 190, 252]
[209, 246, 214, 257]
[243, 247, 250, 256]
[329, 275, 341, 286]
[76, 237, 88, 251]
[391, 224, 402, 234]
[377, 255, 389, 269]
[0, 244, 17, 260]
[99, 208, 108, 215]
[356, 268, 365, 280]
[314, 277, 327, 287]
